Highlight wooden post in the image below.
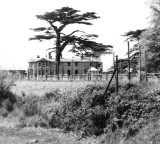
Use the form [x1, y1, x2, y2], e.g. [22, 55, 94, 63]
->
[158, 67, 160, 83]
[104, 68, 117, 95]
[139, 44, 142, 82]
[113, 53, 115, 69]
[115, 55, 119, 93]
[145, 50, 148, 82]
[72, 58, 74, 80]
[128, 41, 131, 82]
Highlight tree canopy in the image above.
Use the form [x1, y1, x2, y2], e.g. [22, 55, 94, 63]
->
[122, 0, 160, 73]
[29, 7, 113, 77]
[139, 0, 160, 72]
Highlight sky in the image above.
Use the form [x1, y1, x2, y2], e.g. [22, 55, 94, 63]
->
[0, 0, 151, 70]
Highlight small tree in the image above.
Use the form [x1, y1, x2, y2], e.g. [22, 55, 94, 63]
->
[29, 7, 113, 79]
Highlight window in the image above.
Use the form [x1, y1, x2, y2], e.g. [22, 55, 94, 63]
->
[75, 70, 78, 75]
[67, 70, 70, 75]
[46, 62, 48, 66]
[42, 69, 44, 75]
[68, 62, 70, 66]
[39, 62, 41, 66]
[75, 62, 78, 67]
[42, 62, 45, 67]
[39, 70, 41, 75]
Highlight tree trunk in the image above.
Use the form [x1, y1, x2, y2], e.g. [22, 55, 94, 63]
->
[55, 33, 61, 80]
[55, 50, 61, 80]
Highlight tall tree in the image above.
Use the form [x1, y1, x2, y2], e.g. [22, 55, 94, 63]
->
[29, 7, 113, 78]
[122, 29, 146, 72]
[140, 0, 160, 72]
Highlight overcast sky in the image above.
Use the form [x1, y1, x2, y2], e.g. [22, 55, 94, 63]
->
[0, 0, 150, 70]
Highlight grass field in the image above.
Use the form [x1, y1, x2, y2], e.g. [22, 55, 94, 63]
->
[11, 78, 160, 97]
[11, 80, 104, 97]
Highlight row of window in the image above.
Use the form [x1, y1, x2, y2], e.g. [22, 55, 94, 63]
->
[67, 62, 78, 66]
[38, 62, 79, 67]
[35, 69, 81, 75]
[39, 62, 49, 67]
[32, 62, 101, 68]
[67, 70, 78, 75]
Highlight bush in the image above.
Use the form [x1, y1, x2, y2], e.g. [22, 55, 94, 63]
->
[0, 70, 14, 100]
[0, 70, 17, 116]
[19, 82, 160, 138]
[22, 95, 41, 117]
[50, 83, 160, 137]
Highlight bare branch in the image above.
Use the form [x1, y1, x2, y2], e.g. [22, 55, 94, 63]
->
[46, 47, 57, 51]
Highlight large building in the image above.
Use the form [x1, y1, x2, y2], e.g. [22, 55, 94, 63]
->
[28, 57, 103, 77]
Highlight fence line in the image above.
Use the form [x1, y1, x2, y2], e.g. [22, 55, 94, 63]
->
[13, 73, 160, 82]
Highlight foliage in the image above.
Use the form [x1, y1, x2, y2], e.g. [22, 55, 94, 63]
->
[0, 70, 16, 116]
[138, 0, 160, 72]
[57, 83, 160, 137]
[17, 82, 160, 139]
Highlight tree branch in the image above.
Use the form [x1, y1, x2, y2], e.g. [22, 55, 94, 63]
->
[29, 35, 56, 41]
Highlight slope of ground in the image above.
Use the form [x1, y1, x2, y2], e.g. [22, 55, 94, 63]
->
[0, 116, 79, 144]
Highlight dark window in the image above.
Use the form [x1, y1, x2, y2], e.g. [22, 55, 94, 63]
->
[68, 62, 70, 66]
[75, 70, 78, 75]
[39, 70, 41, 75]
[46, 62, 48, 66]
[75, 62, 78, 67]
[39, 62, 41, 66]
[67, 70, 70, 75]
[42, 62, 45, 67]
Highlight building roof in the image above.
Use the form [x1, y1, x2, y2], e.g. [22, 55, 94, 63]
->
[87, 67, 99, 71]
[28, 57, 101, 63]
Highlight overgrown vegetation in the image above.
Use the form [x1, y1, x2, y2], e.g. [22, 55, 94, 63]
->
[16, 82, 160, 140]
[0, 70, 16, 117]
[1, 72, 160, 143]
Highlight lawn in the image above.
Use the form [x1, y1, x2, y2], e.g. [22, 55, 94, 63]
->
[11, 77, 160, 97]
[11, 80, 103, 97]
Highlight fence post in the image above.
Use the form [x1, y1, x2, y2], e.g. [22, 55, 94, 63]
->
[115, 55, 119, 93]
[145, 50, 148, 82]
[128, 41, 131, 82]
[104, 69, 116, 95]
[139, 44, 142, 82]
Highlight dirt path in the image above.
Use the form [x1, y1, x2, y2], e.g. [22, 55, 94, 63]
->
[0, 126, 78, 144]
[0, 117, 78, 144]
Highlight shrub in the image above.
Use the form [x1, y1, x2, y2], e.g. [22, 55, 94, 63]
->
[22, 95, 41, 117]
[0, 70, 14, 100]
[51, 83, 160, 137]
[19, 82, 160, 138]
[0, 70, 17, 116]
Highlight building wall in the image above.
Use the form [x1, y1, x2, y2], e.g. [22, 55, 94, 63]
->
[28, 60, 102, 76]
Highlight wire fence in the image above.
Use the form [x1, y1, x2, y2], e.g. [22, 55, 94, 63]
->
[12, 73, 160, 83]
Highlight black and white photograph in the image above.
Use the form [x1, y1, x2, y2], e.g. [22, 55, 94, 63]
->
[0, 0, 159, 143]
